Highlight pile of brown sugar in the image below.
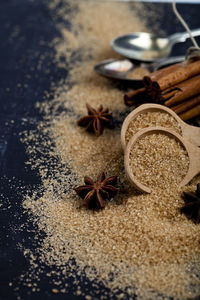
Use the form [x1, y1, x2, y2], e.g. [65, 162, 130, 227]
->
[20, 0, 200, 299]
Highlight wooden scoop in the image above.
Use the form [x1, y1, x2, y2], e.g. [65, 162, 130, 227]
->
[121, 103, 200, 149]
[125, 126, 200, 193]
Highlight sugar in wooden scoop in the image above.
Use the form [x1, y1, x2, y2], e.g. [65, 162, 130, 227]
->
[125, 111, 182, 144]
[129, 132, 189, 189]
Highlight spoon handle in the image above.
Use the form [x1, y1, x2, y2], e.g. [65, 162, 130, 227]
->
[150, 56, 185, 72]
[181, 123, 200, 147]
[169, 28, 200, 45]
[180, 142, 200, 187]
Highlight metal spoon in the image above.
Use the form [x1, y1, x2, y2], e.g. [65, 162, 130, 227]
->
[111, 30, 200, 62]
[94, 56, 185, 83]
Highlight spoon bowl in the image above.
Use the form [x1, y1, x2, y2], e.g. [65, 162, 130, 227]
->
[121, 103, 200, 149]
[111, 29, 200, 62]
[94, 56, 185, 83]
[124, 126, 200, 193]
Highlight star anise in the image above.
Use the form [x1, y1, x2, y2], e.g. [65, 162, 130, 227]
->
[180, 183, 200, 223]
[74, 172, 118, 209]
[77, 103, 114, 137]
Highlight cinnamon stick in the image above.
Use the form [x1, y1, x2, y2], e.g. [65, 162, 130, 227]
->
[143, 61, 186, 89]
[179, 104, 200, 121]
[162, 89, 179, 101]
[144, 59, 200, 91]
[164, 75, 200, 107]
[124, 59, 200, 123]
[171, 94, 200, 114]
[124, 87, 147, 107]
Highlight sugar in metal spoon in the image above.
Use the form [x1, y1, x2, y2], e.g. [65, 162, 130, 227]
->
[94, 56, 184, 83]
[111, 29, 200, 62]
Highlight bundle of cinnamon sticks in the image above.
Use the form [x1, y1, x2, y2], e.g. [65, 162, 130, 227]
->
[124, 58, 200, 121]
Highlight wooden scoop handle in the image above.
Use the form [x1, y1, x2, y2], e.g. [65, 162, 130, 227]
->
[180, 138, 200, 187]
[125, 126, 200, 193]
[181, 123, 200, 147]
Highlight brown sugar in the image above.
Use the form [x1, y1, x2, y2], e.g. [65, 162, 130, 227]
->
[125, 111, 182, 145]
[127, 66, 150, 80]
[129, 132, 189, 189]
[17, 0, 200, 299]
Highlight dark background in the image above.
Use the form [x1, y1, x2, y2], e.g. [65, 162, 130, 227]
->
[0, 1, 200, 299]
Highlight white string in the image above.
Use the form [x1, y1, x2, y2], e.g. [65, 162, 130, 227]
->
[172, 0, 199, 48]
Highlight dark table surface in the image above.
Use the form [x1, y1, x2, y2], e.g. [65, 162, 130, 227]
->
[0, 1, 200, 299]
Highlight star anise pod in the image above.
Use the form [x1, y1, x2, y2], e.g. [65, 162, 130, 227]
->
[180, 183, 200, 223]
[77, 103, 114, 137]
[74, 172, 118, 209]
